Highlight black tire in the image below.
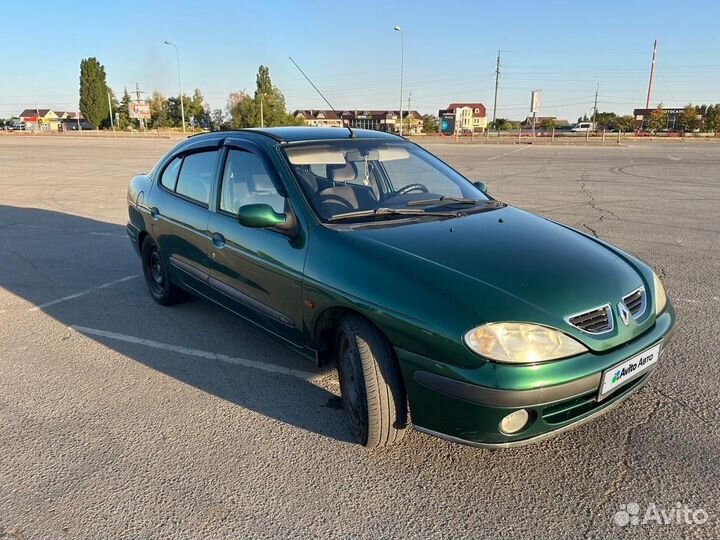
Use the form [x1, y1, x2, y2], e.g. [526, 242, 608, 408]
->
[141, 237, 184, 306]
[336, 314, 407, 448]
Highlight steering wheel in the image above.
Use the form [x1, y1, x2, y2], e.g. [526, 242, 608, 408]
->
[395, 183, 429, 196]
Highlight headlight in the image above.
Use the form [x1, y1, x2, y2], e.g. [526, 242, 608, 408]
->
[653, 272, 667, 315]
[464, 323, 587, 364]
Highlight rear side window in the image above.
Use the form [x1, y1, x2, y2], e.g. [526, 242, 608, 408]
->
[160, 156, 182, 191]
[175, 150, 218, 205]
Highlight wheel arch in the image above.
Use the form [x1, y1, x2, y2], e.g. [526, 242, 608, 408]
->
[313, 305, 351, 367]
[137, 230, 149, 252]
[312, 305, 402, 374]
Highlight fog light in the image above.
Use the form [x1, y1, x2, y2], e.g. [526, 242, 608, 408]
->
[499, 409, 529, 434]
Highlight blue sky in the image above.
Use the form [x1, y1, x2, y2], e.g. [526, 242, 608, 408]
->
[2, 0, 720, 121]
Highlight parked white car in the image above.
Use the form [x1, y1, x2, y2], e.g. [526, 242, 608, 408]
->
[571, 122, 594, 132]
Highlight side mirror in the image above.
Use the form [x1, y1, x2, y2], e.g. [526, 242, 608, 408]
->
[473, 180, 488, 194]
[237, 204, 287, 228]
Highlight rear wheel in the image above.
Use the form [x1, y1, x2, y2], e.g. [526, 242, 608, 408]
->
[141, 237, 184, 305]
[336, 314, 407, 448]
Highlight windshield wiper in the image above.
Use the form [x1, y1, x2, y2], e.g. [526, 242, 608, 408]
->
[326, 207, 460, 223]
[406, 196, 485, 207]
[406, 196, 505, 210]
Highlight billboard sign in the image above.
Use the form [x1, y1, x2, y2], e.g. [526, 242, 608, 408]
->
[129, 101, 151, 120]
[530, 91, 541, 113]
[440, 113, 456, 135]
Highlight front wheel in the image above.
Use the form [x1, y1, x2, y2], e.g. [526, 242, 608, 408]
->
[336, 314, 407, 448]
[141, 237, 184, 305]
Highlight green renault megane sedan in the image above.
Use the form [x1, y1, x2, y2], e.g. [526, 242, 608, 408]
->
[127, 127, 675, 449]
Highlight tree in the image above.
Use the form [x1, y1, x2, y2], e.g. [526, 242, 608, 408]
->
[229, 91, 256, 128]
[646, 104, 667, 133]
[593, 111, 617, 130]
[705, 104, 720, 133]
[149, 91, 170, 128]
[492, 118, 511, 131]
[615, 115, 636, 132]
[79, 57, 110, 129]
[254, 65, 290, 127]
[540, 117, 556, 131]
[229, 65, 301, 128]
[117, 88, 132, 130]
[166, 95, 184, 127]
[210, 108, 228, 130]
[703, 105, 714, 132]
[422, 115, 438, 134]
[187, 89, 210, 129]
[677, 104, 699, 133]
[285, 113, 306, 126]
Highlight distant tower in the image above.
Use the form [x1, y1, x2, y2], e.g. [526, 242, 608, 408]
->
[645, 40, 658, 110]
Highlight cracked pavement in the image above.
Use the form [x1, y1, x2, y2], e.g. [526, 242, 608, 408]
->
[0, 137, 718, 539]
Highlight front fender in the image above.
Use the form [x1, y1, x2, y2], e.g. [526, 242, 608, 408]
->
[301, 225, 521, 368]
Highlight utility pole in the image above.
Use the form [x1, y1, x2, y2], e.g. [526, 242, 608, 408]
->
[592, 83, 599, 130]
[645, 39, 658, 110]
[107, 91, 115, 131]
[407, 92, 412, 134]
[492, 51, 500, 130]
[135, 83, 145, 131]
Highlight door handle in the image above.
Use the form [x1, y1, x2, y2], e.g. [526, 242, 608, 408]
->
[211, 232, 226, 249]
[150, 207, 160, 220]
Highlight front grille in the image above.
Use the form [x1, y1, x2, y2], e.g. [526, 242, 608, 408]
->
[623, 287, 647, 318]
[566, 304, 613, 334]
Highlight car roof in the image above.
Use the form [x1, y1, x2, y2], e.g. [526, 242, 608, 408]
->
[187, 126, 403, 144]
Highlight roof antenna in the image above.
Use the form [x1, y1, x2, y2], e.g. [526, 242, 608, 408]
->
[289, 56, 354, 138]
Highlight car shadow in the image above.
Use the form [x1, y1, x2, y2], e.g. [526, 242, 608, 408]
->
[0, 204, 354, 444]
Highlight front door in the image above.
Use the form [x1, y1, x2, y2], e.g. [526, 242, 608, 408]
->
[206, 141, 307, 346]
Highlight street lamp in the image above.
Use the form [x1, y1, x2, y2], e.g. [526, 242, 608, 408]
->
[163, 40, 186, 133]
[394, 25, 404, 136]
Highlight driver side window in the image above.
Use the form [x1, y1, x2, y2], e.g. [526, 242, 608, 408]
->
[382, 157, 463, 197]
[220, 149, 285, 214]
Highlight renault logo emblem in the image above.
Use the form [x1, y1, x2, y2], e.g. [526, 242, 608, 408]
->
[618, 302, 630, 326]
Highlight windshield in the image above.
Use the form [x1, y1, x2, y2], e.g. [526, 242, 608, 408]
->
[284, 139, 490, 222]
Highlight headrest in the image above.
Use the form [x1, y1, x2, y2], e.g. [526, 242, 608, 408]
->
[297, 167, 318, 193]
[326, 162, 357, 183]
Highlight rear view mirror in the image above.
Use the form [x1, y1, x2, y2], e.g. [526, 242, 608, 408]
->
[346, 150, 379, 162]
[473, 181, 488, 194]
[237, 204, 287, 228]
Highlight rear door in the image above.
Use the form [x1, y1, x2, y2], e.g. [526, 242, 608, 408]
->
[148, 142, 221, 292]
[206, 139, 307, 346]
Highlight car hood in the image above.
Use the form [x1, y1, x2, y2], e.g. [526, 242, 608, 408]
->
[352, 206, 653, 349]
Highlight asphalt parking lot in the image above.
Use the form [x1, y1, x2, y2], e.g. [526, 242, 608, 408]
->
[1, 136, 718, 539]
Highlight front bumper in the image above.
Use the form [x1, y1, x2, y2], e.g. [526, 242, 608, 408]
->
[397, 304, 676, 448]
